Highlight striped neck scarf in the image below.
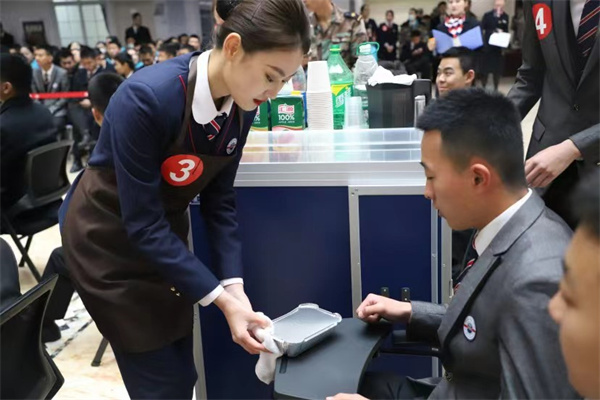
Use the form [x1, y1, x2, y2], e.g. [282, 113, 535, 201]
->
[445, 15, 466, 37]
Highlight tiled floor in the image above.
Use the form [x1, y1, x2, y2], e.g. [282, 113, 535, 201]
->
[2, 77, 537, 399]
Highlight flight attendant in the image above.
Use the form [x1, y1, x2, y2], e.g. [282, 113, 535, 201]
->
[59, 0, 311, 398]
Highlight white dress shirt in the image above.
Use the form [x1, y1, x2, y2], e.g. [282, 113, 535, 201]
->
[474, 189, 533, 256]
[189, 50, 242, 307]
[571, 0, 587, 36]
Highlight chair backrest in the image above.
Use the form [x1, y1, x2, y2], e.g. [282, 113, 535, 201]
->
[0, 275, 64, 399]
[25, 140, 73, 206]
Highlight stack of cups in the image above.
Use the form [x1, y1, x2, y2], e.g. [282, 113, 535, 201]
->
[344, 96, 367, 129]
[306, 61, 334, 130]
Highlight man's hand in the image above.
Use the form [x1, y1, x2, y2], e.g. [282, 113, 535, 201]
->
[326, 393, 368, 400]
[525, 140, 581, 188]
[79, 99, 91, 108]
[356, 293, 412, 324]
[412, 48, 424, 56]
[224, 283, 252, 311]
[214, 291, 269, 355]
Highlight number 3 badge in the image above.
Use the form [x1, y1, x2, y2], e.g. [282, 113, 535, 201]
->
[532, 4, 553, 40]
[161, 155, 204, 186]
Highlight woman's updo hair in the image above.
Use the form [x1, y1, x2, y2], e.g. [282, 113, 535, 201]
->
[215, 0, 311, 55]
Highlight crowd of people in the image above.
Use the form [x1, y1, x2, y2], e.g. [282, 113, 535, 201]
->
[0, 12, 206, 173]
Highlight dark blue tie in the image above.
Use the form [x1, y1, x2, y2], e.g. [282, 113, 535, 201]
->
[203, 113, 228, 141]
[577, 0, 600, 61]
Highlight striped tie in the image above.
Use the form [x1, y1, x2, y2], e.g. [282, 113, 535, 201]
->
[453, 236, 478, 293]
[577, 0, 600, 61]
[204, 114, 227, 141]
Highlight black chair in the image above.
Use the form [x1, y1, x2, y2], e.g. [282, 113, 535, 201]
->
[0, 274, 65, 399]
[1, 140, 73, 282]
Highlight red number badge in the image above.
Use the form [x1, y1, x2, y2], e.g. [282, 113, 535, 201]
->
[532, 4, 552, 40]
[161, 155, 204, 186]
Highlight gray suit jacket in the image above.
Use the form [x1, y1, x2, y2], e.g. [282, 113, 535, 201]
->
[407, 194, 579, 399]
[507, 0, 599, 165]
[32, 65, 70, 118]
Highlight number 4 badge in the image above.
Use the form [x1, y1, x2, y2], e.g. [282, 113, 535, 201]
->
[532, 4, 553, 40]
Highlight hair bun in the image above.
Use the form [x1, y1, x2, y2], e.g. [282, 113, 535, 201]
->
[216, 0, 243, 21]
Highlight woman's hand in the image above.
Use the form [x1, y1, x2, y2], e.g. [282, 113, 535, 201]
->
[214, 291, 269, 354]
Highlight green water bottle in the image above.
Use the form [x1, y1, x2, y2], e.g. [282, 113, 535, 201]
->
[327, 45, 354, 130]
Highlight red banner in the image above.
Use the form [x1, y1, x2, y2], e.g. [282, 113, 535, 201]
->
[30, 91, 89, 100]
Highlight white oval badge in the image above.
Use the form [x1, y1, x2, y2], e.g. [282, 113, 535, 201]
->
[226, 138, 238, 155]
[463, 315, 476, 341]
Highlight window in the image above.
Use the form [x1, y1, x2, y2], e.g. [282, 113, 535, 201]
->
[53, 0, 109, 46]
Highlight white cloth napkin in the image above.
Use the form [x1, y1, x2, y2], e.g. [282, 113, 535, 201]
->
[368, 66, 417, 86]
[251, 313, 284, 385]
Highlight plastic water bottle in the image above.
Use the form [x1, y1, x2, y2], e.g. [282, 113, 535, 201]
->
[327, 45, 354, 130]
[291, 66, 307, 92]
[353, 42, 379, 128]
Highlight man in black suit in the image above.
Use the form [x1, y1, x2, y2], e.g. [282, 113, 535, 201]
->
[400, 30, 432, 79]
[125, 12, 152, 46]
[507, 0, 599, 228]
[481, 0, 510, 90]
[68, 46, 113, 172]
[0, 54, 57, 211]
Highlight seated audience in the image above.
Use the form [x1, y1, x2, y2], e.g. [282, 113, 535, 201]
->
[188, 34, 201, 51]
[328, 88, 578, 400]
[157, 42, 179, 62]
[0, 53, 57, 211]
[549, 170, 600, 400]
[139, 45, 155, 67]
[114, 52, 135, 78]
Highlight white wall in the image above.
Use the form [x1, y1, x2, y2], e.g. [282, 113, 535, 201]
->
[1, 0, 61, 47]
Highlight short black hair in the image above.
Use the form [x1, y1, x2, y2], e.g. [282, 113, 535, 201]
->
[360, 4, 368, 13]
[573, 170, 600, 238]
[139, 45, 154, 56]
[386, 10, 394, 17]
[114, 52, 135, 70]
[417, 88, 526, 190]
[107, 36, 121, 48]
[80, 46, 97, 60]
[438, 1, 447, 6]
[411, 30, 422, 38]
[441, 47, 477, 74]
[0, 53, 32, 95]
[178, 33, 189, 40]
[88, 72, 124, 115]
[57, 47, 74, 61]
[35, 44, 53, 56]
[189, 34, 199, 40]
[132, 12, 141, 19]
[159, 43, 179, 57]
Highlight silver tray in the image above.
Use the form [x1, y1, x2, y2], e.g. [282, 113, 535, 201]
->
[272, 303, 342, 357]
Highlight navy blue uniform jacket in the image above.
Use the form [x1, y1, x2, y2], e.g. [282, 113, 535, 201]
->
[61, 52, 255, 302]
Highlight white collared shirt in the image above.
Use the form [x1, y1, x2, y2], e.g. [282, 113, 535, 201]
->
[191, 50, 234, 125]
[571, 0, 587, 36]
[42, 64, 54, 82]
[188, 50, 242, 307]
[474, 189, 533, 256]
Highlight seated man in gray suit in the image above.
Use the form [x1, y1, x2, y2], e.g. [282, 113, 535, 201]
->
[328, 88, 578, 400]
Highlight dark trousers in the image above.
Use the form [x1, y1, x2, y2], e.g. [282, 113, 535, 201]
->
[540, 162, 581, 230]
[53, 116, 68, 140]
[113, 334, 197, 400]
[67, 104, 91, 163]
[359, 372, 437, 399]
[41, 247, 74, 321]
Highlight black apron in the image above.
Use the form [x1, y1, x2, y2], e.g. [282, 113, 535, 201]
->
[63, 56, 243, 353]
